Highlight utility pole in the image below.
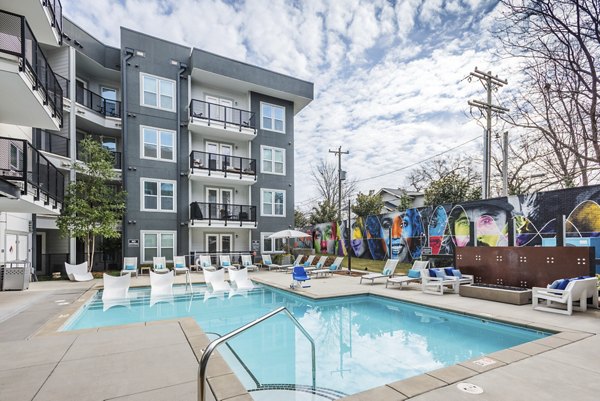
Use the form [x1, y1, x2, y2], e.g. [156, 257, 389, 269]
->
[329, 146, 349, 223]
[468, 67, 509, 199]
[502, 131, 508, 197]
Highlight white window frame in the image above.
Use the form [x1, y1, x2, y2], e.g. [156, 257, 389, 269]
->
[260, 102, 285, 133]
[140, 72, 176, 112]
[141, 230, 176, 263]
[140, 178, 177, 212]
[260, 145, 286, 175]
[261, 232, 285, 254]
[140, 125, 176, 162]
[260, 188, 286, 217]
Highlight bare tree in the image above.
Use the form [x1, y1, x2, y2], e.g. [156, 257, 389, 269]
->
[311, 159, 357, 212]
[406, 155, 481, 192]
[495, 0, 600, 187]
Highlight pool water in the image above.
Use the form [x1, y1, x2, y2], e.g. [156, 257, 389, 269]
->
[64, 284, 549, 397]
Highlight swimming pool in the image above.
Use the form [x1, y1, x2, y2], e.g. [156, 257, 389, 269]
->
[63, 284, 550, 397]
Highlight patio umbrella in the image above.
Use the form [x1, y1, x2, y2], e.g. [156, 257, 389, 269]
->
[268, 229, 311, 239]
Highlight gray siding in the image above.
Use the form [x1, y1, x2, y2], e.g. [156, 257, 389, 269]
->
[45, 46, 70, 79]
[250, 92, 295, 245]
[63, 17, 120, 70]
[120, 28, 191, 259]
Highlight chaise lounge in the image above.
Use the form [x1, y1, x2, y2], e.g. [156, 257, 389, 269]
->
[532, 276, 599, 315]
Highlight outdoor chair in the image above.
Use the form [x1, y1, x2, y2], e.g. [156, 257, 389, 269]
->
[219, 255, 236, 271]
[291, 266, 311, 289]
[360, 259, 399, 285]
[532, 276, 599, 315]
[198, 255, 216, 271]
[229, 267, 255, 290]
[64, 262, 93, 282]
[101, 273, 131, 311]
[120, 257, 138, 277]
[240, 255, 258, 272]
[307, 256, 328, 274]
[203, 268, 232, 292]
[152, 256, 169, 274]
[421, 268, 460, 295]
[149, 271, 174, 306]
[260, 254, 282, 271]
[313, 256, 344, 278]
[386, 260, 429, 289]
[173, 256, 190, 276]
[283, 254, 304, 273]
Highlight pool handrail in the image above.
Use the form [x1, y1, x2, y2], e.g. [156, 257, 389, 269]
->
[198, 306, 316, 401]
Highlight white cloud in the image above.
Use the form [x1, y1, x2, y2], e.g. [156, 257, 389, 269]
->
[62, 0, 502, 209]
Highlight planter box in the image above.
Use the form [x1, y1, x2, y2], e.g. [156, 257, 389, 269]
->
[459, 284, 532, 305]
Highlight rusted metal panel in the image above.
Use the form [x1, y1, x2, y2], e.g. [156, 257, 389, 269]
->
[455, 247, 594, 288]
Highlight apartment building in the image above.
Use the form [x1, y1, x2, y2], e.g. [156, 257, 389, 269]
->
[0, 1, 313, 274]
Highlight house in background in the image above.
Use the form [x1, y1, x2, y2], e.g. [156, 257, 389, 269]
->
[373, 187, 424, 213]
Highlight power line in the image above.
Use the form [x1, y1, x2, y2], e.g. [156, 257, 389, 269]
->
[354, 135, 481, 183]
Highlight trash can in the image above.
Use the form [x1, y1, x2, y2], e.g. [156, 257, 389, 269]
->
[2, 261, 31, 290]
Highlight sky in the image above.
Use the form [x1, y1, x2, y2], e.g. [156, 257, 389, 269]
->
[63, 0, 511, 211]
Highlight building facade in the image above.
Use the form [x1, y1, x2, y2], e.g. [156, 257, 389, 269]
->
[0, 1, 313, 274]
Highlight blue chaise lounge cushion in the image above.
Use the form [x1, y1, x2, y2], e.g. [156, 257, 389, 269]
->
[408, 269, 421, 278]
[125, 265, 135, 270]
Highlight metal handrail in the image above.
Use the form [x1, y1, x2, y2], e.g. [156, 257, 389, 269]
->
[198, 306, 316, 401]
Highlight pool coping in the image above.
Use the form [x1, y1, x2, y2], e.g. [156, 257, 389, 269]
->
[33, 277, 597, 401]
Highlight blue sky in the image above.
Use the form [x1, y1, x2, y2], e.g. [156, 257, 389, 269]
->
[63, 0, 509, 210]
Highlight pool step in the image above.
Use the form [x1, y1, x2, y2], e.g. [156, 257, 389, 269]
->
[250, 384, 347, 400]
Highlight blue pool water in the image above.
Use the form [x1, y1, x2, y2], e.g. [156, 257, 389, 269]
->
[64, 284, 549, 396]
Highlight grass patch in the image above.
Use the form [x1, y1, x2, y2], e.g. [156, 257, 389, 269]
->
[313, 254, 412, 274]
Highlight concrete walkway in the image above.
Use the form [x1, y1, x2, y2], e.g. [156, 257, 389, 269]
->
[0, 270, 598, 401]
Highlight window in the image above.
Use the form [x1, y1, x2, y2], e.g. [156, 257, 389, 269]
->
[9, 144, 23, 171]
[261, 146, 285, 175]
[101, 87, 118, 116]
[141, 126, 175, 161]
[142, 231, 175, 262]
[261, 102, 285, 133]
[141, 73, 175, 111]
[261, 189, 285, 217]
[141, 178, 176, 212]
[261, 232, 285, 253]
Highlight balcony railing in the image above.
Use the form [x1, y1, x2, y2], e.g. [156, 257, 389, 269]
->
[190, 150, 256, 179]
[76, 146, 121, 169]
[55, 73, 69, 98]
[190, 202, 256, 226]
[75, 86, 121, 118]
[189, 99, 256, 132]
[0, 136, 64, 206]
[34, 129, 69, 157]
[0, 10, 63, 126]
[44, 0, 63, 43]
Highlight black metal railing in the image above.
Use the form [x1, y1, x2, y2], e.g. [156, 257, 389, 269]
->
[189, 99, 256, 132]
[0, 136, 64, 207]
[189, 150, 256, 179]
[35, 130, 69, 157]
[55, 73, 69, 98]
[190, 201, 257, 226]
[76, 145, 121, 169]
[0, 10, 63, 126]
[44, 0, 63, 43]
[75, 86, 121, 118]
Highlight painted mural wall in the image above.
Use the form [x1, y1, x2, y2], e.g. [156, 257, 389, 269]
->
[306, 185, 600, 264]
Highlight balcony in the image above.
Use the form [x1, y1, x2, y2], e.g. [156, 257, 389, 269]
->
[55, 73, 68, 98]
[75, 86, 121, 122]
[189, 150, 256, 185]
[35, 129, 69, 158]
[0, 10, 63, 130]
[0, 136, 64, 214]
[0, 0, 63, 46]
[189, 201, 257, 228]
[76, 145, 121, 170]
[188, 99, 256, 141]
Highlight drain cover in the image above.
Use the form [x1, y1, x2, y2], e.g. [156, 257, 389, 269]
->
[457, 382, 483, 394]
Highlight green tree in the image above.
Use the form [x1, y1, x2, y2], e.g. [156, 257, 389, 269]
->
[397, 193, 413, 211]
[352, 192, 384, 218]
[309, 199, 338, 225]
[424, 172, 480, 206]
[294, 209, 309, 228]
[56, 138, 126, 271]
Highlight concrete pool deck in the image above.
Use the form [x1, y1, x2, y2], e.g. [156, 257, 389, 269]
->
[0, 270, 598, 401]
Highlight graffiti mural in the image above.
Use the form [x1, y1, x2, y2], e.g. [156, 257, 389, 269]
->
[307, 185, 600, 266]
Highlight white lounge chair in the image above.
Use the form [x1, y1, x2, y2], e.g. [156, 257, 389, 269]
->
[121, 257, 138, 277]
[360, 259, 399, 285]
[260, 254, 282, 271]
[421, 268, 460, 295]
[307, 256, 328, 275]
[386, 260, 429, 289]
[150, 270, 174, 297]
[313, 256, 344, 278]
[219, 255, 235, 271]
[283, 254, 304, 272]
[240, 255, 258, 272]
[153, 256, 169, 274]
[102, 273, 131, 300]
[229, 267, 255, 290]
[203, 268, 232, 292]
[198, 255, 216, 271]
[173, 256, 189, 275]
[532, 277, 599, 315]
[64, 262, 93, 282]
